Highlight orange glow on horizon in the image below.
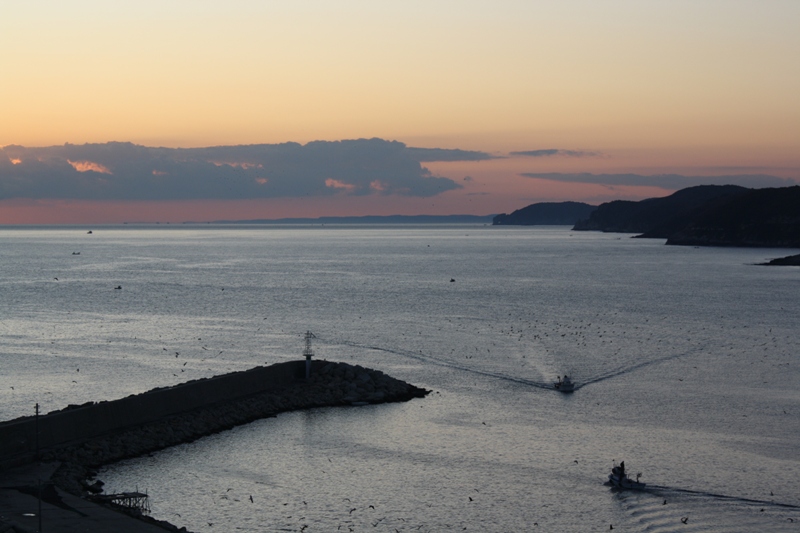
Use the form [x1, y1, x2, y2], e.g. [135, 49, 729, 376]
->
[0, 176, 678, 225]
[0, 3, 797, 224]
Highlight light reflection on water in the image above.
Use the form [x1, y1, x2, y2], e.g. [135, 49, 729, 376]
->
[1, 226, 799, 531]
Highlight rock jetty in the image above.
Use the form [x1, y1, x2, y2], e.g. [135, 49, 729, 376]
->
[2, 360, 428, 532]
[45, 361, 427, 493]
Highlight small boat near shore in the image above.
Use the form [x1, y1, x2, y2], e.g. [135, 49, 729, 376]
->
[606, 462, 646, 490]
[554, 375, 575, 393]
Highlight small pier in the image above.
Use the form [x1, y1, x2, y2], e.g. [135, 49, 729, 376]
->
[92, 491, 151, 515]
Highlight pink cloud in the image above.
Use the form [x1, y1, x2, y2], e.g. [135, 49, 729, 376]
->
[210, 161, 263, 169]
[325, 178, 356, 192]
[68, 160, 112, 174]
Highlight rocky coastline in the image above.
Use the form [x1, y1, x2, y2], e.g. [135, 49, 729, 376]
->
[759, 253, 800, 266]
[2, 360, 429, 532]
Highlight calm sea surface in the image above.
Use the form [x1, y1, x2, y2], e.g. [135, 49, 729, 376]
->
[1, 225, 799, 532]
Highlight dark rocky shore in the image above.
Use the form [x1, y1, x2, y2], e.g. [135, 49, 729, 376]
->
[759, 253, 800, 266]
[1, 360, 428, 532]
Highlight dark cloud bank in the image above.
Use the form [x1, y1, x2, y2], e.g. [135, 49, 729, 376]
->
[521, 172, 795, 189]
[2, 140, 794, 202]
[0, 139, 494, 201]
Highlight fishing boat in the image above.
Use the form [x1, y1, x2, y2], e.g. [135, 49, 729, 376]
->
[554, 375, 575, 393]
[606, 462, 646, 490]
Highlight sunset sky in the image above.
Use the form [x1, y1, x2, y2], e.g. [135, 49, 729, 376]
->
[2, 1, 798, 224]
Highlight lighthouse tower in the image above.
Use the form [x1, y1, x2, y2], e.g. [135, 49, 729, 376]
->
[303, 331, 315, 379]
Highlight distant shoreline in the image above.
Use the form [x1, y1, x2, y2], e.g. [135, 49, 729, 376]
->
[0, 215, 496, 227]
[760, 253, 800, 266]
[202, 214, 496, 225]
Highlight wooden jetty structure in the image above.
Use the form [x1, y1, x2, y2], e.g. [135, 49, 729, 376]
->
[91, 491, 151, 515]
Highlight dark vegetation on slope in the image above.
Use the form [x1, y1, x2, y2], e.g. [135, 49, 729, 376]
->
[492, 201, 597, 225]
[571, 185, 800, 248]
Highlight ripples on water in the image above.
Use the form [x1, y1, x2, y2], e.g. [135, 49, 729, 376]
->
[1, 225, 798, 531]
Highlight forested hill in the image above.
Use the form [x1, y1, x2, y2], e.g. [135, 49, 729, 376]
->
[571, 185, 747, 234]
[572, 185, 800, 248]
[492, 201, 597, 225]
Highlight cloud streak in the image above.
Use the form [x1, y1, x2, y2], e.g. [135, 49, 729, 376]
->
[0, 139, 467, 201]
[520, 172, 796, 189]
[404, 147, 496, 162]
[510, 149, 600, 158]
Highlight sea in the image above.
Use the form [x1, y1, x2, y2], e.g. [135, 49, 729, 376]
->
[1, 225, 798, 532]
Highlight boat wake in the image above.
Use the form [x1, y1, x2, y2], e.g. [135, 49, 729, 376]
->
[579, 348, 700, 387]
[615, 484, 800, 532]
[317, 336, 557, 390]
[318, 337, 720, 391]
[647, 485, 800, 510]
[318, 335, 711, 394]
[572, 335, 715, 389]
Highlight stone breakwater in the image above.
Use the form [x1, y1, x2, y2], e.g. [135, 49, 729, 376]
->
[43, 360, 428, 498]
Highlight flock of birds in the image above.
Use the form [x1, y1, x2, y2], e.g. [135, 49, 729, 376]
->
[4, 233, 797, 532]
[197, 484, 490, 532]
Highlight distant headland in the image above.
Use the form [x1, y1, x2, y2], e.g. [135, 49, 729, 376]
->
[571, 184, 800, 250]
[492, 201, 597, 225]
[495, 185, 800, 263]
